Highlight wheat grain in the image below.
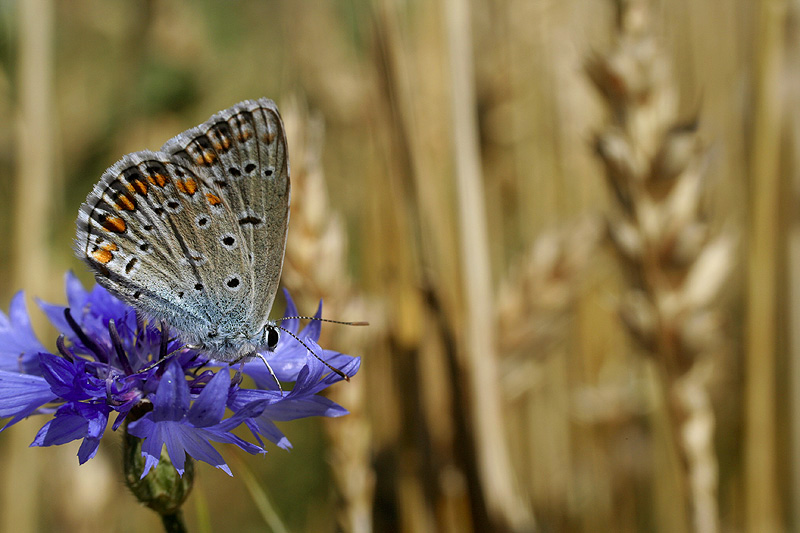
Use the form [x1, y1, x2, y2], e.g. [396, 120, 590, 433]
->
[587, 2, 732, 531]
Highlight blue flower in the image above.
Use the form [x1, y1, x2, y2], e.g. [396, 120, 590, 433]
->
[127, 360, 264, 476]
[0, 272, 359, 476]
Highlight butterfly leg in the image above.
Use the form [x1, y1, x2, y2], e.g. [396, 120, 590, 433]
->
[136, 321, 188, 373]
[233, 351, 284, 396]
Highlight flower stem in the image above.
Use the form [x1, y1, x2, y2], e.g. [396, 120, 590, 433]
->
[160, 511, 188, 533]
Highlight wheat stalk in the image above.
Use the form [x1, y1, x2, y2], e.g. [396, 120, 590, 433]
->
[587, 2, 733, 532]
[4, 0, 57, 531]
[495, 218, 600, 518]
[280, 97, 379, 533]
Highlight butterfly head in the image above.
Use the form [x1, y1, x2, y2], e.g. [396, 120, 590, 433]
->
[180, 321, 280, 363]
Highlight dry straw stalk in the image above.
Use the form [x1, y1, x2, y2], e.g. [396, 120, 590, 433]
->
[280, 98, 378, 533]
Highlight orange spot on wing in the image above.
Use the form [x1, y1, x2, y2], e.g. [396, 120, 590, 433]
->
[176, 178, 198, 195]
[148, 173, 167, 187]
[206, 193, 222, 206]
[102, 216, 127, 233]
[92, 249, 113, 264]
[211, 126, 232, 151]
[101, 242, 118, 252]
[128, 179, 148, 195]
[213, 137, 231, 151]
[115, 194, 135, 211]
[194, 151, 217, 166]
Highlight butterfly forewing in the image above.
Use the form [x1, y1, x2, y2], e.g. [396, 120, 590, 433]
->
[75, 98, 290, 355]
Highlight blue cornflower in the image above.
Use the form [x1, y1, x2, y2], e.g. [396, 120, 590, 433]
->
[0, 272, 359, 476]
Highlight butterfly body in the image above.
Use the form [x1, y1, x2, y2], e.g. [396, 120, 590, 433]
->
[75, 99, 290, 361]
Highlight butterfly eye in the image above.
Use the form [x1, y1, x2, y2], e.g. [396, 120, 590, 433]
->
[266, 326, 280, 351]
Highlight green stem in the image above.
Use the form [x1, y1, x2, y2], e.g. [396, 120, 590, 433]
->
[160, 511, 188, 533]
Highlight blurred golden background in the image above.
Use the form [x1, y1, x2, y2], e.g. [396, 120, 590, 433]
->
[0, 0, 794, 531]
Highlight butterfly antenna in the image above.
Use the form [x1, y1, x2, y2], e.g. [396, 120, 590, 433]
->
[274, 324, 350, 381]
[277, 316, 369, 327]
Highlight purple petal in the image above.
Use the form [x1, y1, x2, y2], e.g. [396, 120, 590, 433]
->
[263, 396, 348, 421]
[187, 368, 230, 427]
[65, 272, 89, 311]
[139, 453, 161, 478]
[36, 300, 72, 337]
[152, 360, 189, 421]
[247, 417, 292, 450]
[0, 371, 56, 419]
[78, 437, 101, 463]
[203, 427, 266, 455]
[8, 293, 46, 352]
[38, 353, 83, 398]
[297, 301, 323, 342]
[174, 427, 232, 475]
[31, 417, 82, 446]
[0, 292, 48, 373]
[33, 413, 86, 446]
[281, 289, 299, 333]
[136, 421, 166, 477]
[31, 403, 109, 448]
[83, 404, 110, 439]
[127, 416, 155, 440]
[241, 353, 305, 387]
[162, 423, 188, 474]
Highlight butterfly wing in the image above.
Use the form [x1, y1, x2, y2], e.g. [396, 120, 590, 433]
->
[161, 99, 290, 337]
[75, 99, 290, 354]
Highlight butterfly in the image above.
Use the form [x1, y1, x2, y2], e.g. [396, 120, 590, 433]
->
[75, 98, 293, 365]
